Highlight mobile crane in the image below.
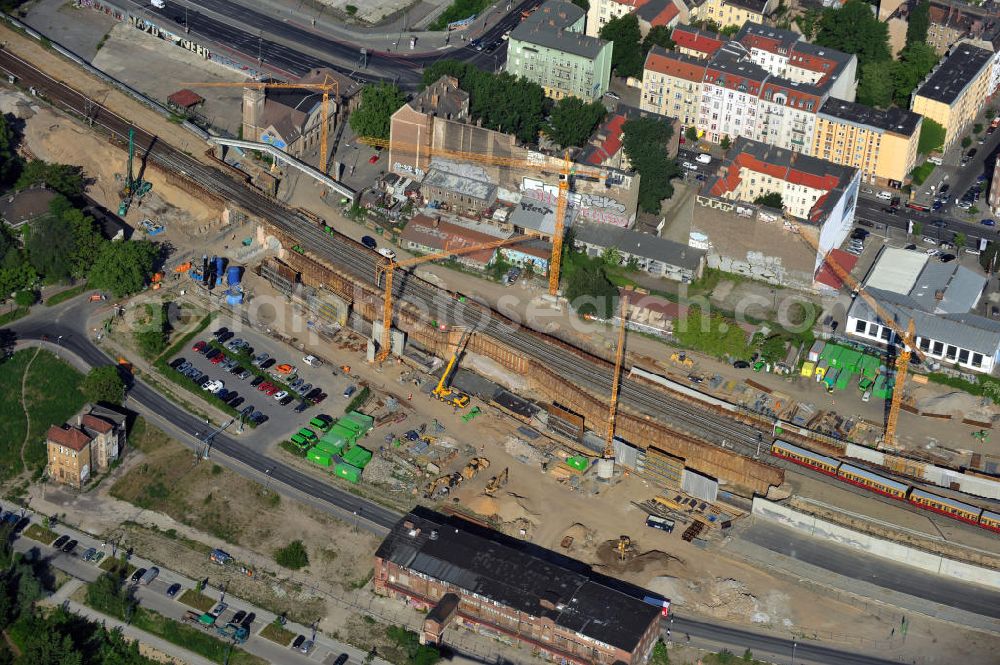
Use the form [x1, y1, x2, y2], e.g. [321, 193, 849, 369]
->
[432, 329, 472, 408]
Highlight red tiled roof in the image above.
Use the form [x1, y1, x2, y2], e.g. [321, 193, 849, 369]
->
[671, 25, 724, 57]
[815, 249, 858, 290]
[644, 49, 706, 82]
[47, 425, 92, 452]
[646, 2, 678, 27]
[586, 114, 627, 165]
[81, 414, 113, 434]
[609, 0, 651, 6]
[400, 214, 500, 266]
[168, 89, 204, 108]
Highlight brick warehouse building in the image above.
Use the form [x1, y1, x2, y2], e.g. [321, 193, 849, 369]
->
[374, 507, 667, 665]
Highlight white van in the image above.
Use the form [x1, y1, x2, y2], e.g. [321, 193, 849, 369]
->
[377, 247, 397, 260]
[151, 0, 165, 8]
[696, 153, 712, 165]
[876, 191, 893, 201]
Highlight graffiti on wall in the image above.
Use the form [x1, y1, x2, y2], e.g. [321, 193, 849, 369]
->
[521, 178, 630, 227]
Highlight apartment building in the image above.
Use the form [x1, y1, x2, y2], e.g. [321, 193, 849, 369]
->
[375, 507, 668, 665]
[700, 137, 860, 270]
[46, 405, 126, 488]
[813, 99, 922, 187]
[584, 0, 684, 38]
[642, 23, 856, 149]
[641, 46, 706, 126]
[911, 44, 994, 153]
[507, 0, 613, 101]
[689, 0, 778, 30]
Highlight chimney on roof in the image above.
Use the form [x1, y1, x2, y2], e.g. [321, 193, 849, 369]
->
[935, 289, 945, 301]
[77, 414, 82, 427]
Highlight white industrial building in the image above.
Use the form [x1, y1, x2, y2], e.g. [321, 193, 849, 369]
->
[846, 247, 999, 374]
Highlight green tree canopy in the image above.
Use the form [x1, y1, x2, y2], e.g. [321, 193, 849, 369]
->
[0, 225, 35, 298]
[642, 26, 675, 55]
[80, 365, 125, 404]
[275, 539, 310, 569]
[816, 0, 890, 67]
[87, 240, 159, 297]
[857, 61, 895, 108]
[544, 97, 607, 147]
[906, 0, 930, 46]
[0, 113, 21, 186]
[564, 261, 618, 318]
[25, 212, 75, 283]
[754, 192, 783, 209]
[675, 306, 752, 360]
[15, 160, 85, 200]
[421, 61, 547, 143]
[622, 116, 680, 213]
[599, 14, 644, 79]
[348, 82, 407, 141]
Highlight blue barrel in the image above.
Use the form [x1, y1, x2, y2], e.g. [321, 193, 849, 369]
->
[214, 256, 225, 277]
[227, 266, 242, 286]
[188, 269, 204, 282]
[226, 290, 244, 305]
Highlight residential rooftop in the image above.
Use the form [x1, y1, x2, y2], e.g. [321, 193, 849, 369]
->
[375, 507, 665, 652]
[643, 46, 707, 81]
[818, 98, 922, 136]
[422, 168, 497, 203]
[914, 43, 993, 104]
[511, 0, 608, 59]
[574, 222, 705, 271]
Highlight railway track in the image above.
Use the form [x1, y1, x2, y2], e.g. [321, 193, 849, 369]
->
[0, 48, 766, 459]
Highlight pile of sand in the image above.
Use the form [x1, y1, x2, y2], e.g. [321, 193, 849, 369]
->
[465, 492, 537, 524]
[657, 577, 761, 622]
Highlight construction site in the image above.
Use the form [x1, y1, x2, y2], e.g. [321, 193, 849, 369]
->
[3, 11, 1000, 664]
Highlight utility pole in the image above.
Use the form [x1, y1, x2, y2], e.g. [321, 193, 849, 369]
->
[199, 419, 235, 459]
[184, 6, 189, 33]
[257, 30, 263, 65]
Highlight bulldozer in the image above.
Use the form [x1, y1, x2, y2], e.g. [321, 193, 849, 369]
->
[616, 535, 635, 562]
[460, 456, 490, 480]
[484, 467, 509, 497]
[670, 352, 694, 368]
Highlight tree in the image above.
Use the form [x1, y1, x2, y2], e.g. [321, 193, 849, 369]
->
[642, 25, 674, 55]
[795, 8, 822, 39]
[544, 96, 607, 147]
[954, 231, 967, 249]
[0, 113, 21, 187]
[25, 212, 75, 283]
[675, 306, 751, 359]
[911, 221, 923, 237]
[650, 640, 670, 665]
[87, 240, 159, 297]
[15, 160, 84, 200]
[975, 123, 985, 135]
[906, 0, 930, 46]
[13, 289, 36, 307]
[348, 82, 407, 141]
[684, 126, 699, 143]
[0, 227, 36, 298]
[622, 117, 680, 213]
[719, 24, 740, 38]
[564, 262, 618, 318]
[601, 245, 621, 267]
[275, 540, 310, 569]
[980, 242, 999, 271]
[720, 135, 731, 150]
[856, 61, 895, 108]
[80, 365, 125, 404]
[962, 136, 973, 148]
[759, 335, 788, 363]
[890, 42, 940, 106]
[816, 0, 890, 67]
[754, 192, 783, 209]
[600, 14, 644, 79]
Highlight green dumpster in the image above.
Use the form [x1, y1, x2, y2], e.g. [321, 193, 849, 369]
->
[334, 463, 362, 484]
[565, 456, 589, 471]
[307, 447, 332, 467]
[343, 445, 373, 469]
[345, 411, 374, 430]
[835, 369, 852, 391]
[314, 439, 344, 456]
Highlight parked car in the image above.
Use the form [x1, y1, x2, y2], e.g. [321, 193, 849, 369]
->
[130, 568, 147, 584]
[263, 384, 280, 396]
[230, 397, 246, 409]
[299, 640, 314, 654]
[238, 369, 252, 380]
[312, 392, 328, 404]
[140, 567, 159, 585]
[212, 327, 229, 338]
[257, 381, 272, 392]
[733, 360, 750, 369]
[82, 547, 97, 561]
[250, 376, 266, 387]
[241, 405, 255, 417]
[209, 603, 227, 619]
[982, 219, 997, 226]
[290, 378, 305, 391]
[273, 390, 289, 401]
[695, 153, 712, 164]
[292, 635, 306, 650]
[261, 358, 276, 370]
[210, 353, 225, 365]
[217, 331, 235, 344]
[232, 610, 247, 625]
[166, 583, 182, 598]
[192, 340, 207, 353]
[279, 394, 295, 406]
[333, 654, 349, 665]
[305, 387, 321, 400]
[377, 247, 397, 260]
[176, 362, 192, 373]
[681, 161, 697, 171]
[294, 401, 310, 413]
[361, 236, 378, 250]
[303, 354, 323, 367]
[343, 385, 357, 399]
[53, 535, 70, 549]
[217, 390, 230, 402]
[169, 357, 186, 369]
[205, 348, 221, 360]
[240, 612, 256, 628]
[253, 352, 269, 366]
[197, 376, 212, 388]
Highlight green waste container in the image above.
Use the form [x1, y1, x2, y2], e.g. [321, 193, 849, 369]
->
[314, 440, 344, 456]
[565, 456, 589, 471]
[335, 463, 362, 484]
[343, 445, 373, 469]
[307, 447, 332, 467]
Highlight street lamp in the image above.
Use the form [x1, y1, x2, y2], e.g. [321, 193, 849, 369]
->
[791, 641, 797, 665]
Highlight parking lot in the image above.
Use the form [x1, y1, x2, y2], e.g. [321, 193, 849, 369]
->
[166, 323, 361, 444]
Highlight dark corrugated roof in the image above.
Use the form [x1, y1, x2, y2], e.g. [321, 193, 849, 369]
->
[376, 507, 663, 651]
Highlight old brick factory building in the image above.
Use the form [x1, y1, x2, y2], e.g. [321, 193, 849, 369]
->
[374, 507, 667, 665]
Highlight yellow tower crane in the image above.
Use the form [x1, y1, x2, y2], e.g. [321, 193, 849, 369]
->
[182, 76, 339, 173]
[374, 234, 531, 363]
[788, 224, 922, 446]
[605, 295, 629, 461]
[360, 137, 607, 296]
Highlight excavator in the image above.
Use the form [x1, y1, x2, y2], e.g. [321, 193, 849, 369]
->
[484, 468, 509, 496]
[460, 456, 490, 480]
[433, 330, 472, 408]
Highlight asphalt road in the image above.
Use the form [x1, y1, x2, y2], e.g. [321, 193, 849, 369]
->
[120, 0, 527, 87]
[8, 304, 402, 534]
[742, 522, 1000, 619]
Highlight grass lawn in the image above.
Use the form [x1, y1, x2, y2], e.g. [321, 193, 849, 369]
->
[0, 349, 86, 481]
[22, 523, 58, 545]
[99, 557, 136, 578]
[910, 161, 936, 186]
[429, 0, 493, 30]
[259, 621, 295, 646]
[0, 306, 28, 326]
[179, 588, 216, 612]
[45, 283, 88, 307]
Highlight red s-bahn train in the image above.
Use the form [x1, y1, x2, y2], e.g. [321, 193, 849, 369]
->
[771, 440, 1000, 534]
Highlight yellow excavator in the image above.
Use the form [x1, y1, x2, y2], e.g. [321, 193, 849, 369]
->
[433, 330, 472, 408]
[484, 468, 508, 496]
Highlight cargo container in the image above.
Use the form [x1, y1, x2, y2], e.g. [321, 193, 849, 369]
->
[344, 411, 375, 432]
[343, 445, 373, 469]
[565, 456, 589, 471]
[814, 360, 828, 381]
[313, 439, 344, 456]
[835, 369, 852, 391]
[807, 340, 825, 363]
[334, 463, 362, 483]
[307, 448, 332, 467]
[800, 361, 815, 378]
[330, 422, 360, 444]
[823, 367, 839, 390]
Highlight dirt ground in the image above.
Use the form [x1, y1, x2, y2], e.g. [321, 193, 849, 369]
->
[0, 21, 212, 159]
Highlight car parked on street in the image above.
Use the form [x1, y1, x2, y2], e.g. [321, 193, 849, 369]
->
[166, 583, 182, 598]
[192, 340, 207, 353]
[53, 535, 70, 549]
[361, 236, 378, 250]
